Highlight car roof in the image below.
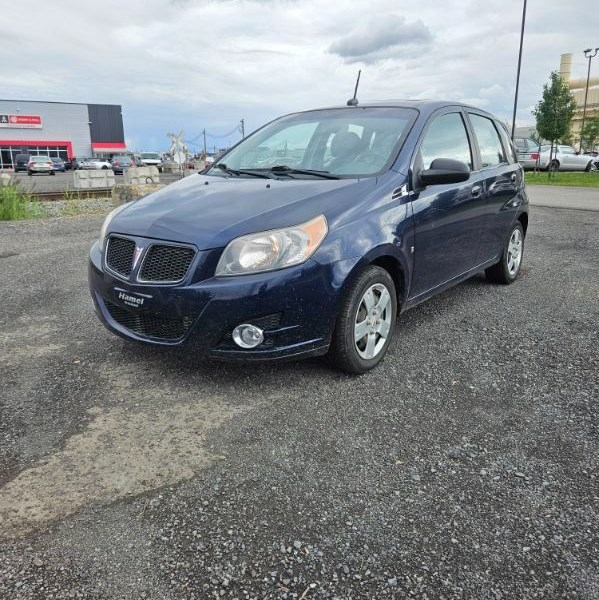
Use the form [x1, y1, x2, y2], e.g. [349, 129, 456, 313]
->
[295, 99, 498, 119]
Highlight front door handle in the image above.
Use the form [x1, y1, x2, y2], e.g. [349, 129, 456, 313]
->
[471, 185, 482, 198]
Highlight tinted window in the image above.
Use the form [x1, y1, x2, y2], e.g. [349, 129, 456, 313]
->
[469, 114, 507, 168]
[420, 112, 472, 170]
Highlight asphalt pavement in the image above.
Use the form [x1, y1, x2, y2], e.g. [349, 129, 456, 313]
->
[0, 207, 597, 599]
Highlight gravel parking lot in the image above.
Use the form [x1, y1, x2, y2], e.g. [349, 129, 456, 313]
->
[0, 207, 597, 599]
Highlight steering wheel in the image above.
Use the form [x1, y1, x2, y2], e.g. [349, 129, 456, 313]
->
[352, 150, 387, 167]
[262, 156, 297, 168]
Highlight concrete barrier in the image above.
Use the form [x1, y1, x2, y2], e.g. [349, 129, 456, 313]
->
[0, 173, 17, 187]
[112, 183, 162, 206]
[124, 166, 160, 185]
[73, 169, 115, 189]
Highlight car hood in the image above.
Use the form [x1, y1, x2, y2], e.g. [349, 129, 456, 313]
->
[110, 174, 372, 249]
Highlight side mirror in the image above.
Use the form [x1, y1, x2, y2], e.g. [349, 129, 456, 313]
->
[419, 158, 470, 186]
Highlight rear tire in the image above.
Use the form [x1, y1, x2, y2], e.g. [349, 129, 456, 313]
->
[549, 160, 560, 172]
[485, 222, 524, 284]
[326, 265, 397, 374]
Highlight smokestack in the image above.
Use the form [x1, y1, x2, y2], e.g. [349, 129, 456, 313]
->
[560, 53, 572, 81]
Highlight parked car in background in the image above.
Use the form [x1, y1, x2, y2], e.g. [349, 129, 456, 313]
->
[79, 157, 112, 170]
[14, 153, 31, 172]
[583, 151, 599, 170]
[27, 155, 55, 176]
[514, 137, 542, 170]
[90, 100, 529, 373]
[536, 145, 595, 171]
[110, 155, 137, 174]
[51, 157, 66, 172]
[139, 152, 163, 172]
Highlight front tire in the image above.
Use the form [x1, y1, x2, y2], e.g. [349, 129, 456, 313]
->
[485, 222, 524, 284]
[326, 265, 397, 374]
[585, 161, 593, 172]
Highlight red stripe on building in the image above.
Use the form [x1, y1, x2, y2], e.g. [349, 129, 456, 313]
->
[0, 139, 74, 158]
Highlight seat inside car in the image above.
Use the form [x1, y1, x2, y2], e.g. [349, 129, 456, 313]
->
[328, 131, 362, 170]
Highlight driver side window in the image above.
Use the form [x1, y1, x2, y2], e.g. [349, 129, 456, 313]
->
[420, 113, 473, 170]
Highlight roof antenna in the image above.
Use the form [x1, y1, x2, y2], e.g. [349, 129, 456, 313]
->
[346, 70, 361, 106]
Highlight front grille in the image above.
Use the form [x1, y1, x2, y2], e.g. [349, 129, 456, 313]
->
[139, 245, 196, 282]
[105, 301, 193, 341]
[106, 236, 136, 278]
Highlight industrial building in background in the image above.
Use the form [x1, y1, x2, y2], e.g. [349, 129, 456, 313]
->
[0, 99, 126, 169]
[559, 52, 599, 148]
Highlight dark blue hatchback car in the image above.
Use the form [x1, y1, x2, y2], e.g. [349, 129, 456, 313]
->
[89, 100, 528, 373]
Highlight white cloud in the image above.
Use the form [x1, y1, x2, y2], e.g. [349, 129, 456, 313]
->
[1, 0, 596, 149]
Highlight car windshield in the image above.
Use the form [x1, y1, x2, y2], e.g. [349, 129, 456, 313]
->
[52, 157, 63, 162]
[113, 156, 132, 162]
[209, 107, 418, 178]
[141, 153, 159, 159]
[32, 156, 50, 162]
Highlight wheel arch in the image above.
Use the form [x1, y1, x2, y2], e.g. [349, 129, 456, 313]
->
[517, 212, 529, 237]
[337, 246, 409, 310]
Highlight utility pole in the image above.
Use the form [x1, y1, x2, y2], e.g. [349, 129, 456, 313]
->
[240, 118, 245, 139]
[511, 0, 527, 140]
[202, 128, 207, 158]
[580, 48, 599, 152]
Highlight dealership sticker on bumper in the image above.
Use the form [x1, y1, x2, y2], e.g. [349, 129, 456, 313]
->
[114, 288, 151, 308]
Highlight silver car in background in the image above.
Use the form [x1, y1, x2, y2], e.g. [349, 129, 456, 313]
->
[514, 138, 542, 170]
[536, 145, 595, 172]
[79, 157, 112, 170]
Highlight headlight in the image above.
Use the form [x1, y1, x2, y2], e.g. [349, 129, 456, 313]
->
[98, 203, 130, 251]
[215, 214, 328, 276]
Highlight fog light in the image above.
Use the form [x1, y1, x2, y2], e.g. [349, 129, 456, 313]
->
[232, 324, 264, 349]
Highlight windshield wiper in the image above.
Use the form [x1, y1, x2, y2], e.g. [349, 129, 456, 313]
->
[215, 163, 274, 179]
[269, 165, 340, 180]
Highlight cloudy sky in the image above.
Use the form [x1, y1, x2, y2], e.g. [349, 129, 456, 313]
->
[1, 0, 596, 151]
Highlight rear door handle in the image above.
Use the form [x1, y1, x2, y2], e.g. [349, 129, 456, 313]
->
[471, 185, 482, 198]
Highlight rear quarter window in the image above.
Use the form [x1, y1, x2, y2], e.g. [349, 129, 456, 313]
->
[468, 114, 508, 168]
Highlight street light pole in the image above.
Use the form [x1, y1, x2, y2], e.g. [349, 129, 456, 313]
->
[579, 47, 599, 152]
[511, 0, 527, 140]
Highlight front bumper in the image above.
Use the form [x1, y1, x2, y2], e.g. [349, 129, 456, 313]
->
[88, 241, 350, 361]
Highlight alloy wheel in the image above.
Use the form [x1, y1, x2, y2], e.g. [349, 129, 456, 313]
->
[354, 283, 393, 359]
[507, 228, 523, 276]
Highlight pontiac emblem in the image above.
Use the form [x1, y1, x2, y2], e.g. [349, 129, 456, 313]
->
[132, 246, 144, 269]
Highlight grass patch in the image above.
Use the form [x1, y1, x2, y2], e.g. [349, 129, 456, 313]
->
[0, 183, 44, 220]
[525, 171, 599, 187]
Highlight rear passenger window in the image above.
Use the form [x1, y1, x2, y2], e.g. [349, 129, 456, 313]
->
[420, 113, 472, 170]
[469, 114, 508, 167]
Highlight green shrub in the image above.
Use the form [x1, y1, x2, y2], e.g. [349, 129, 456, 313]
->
[0, 184, 42, 220]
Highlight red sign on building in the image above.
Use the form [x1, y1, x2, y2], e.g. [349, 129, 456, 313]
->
[0, 114, 43, 129]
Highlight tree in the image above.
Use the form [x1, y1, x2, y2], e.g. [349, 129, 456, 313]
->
[532, 72, 577, 176]
[580, 115, 599, 152]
